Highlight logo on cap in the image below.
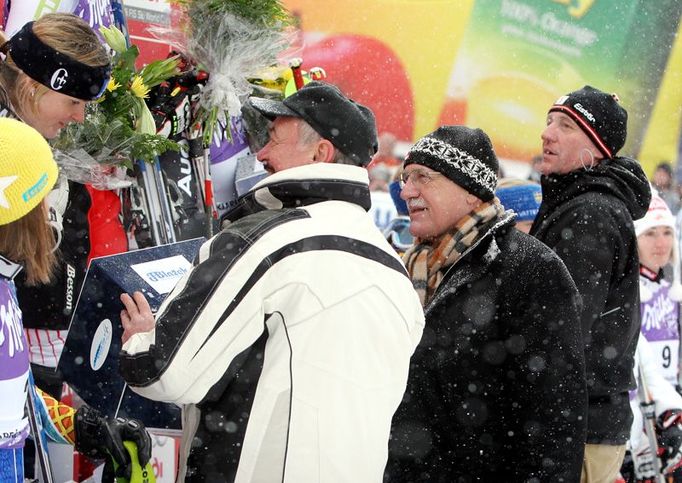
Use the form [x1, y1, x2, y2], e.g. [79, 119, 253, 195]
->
[573, 103, 595, 123]
[555, 95, 569, 105]
[50, 68, 68, 90]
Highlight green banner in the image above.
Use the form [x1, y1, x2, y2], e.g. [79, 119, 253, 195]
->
[441, 0, 682, 161]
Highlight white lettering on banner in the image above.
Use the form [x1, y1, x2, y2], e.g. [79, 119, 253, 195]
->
[85, 0, 111, 29]
[212, 116, 229, 148]
[0, 296, 24, 357]
[540, 12, 597, 46]
[499, 0, 598, 48]
[500, 0, 539, 25]
[131, 255, 192, 295]
[123, 0, 171, 13]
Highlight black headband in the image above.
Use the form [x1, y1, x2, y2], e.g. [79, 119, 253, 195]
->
[7, 21, 110, 101]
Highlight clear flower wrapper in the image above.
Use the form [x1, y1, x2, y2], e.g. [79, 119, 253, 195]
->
[53, 148, 135, 190]
[52, 109, 139, 190]
[150, 5, 292, 119]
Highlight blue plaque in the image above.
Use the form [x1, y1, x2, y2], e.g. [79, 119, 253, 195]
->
[59, 238, 205, 429]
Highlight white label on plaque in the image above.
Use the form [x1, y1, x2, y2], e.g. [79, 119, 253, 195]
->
[131, 255, 191, 295]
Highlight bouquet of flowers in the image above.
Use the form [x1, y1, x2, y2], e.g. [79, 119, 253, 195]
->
[52, 26, 181, 188]
[153, 0, 294, 145]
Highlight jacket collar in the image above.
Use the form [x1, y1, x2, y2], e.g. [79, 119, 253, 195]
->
[640, 265, 663, 282]
[424, 211, 514, 315]
[537, 157, 651, 222]
[0, 254, 22, 280]
[221, 163, 371, 224]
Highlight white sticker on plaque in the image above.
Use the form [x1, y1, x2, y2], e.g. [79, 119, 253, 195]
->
[131, 255, 192, 294]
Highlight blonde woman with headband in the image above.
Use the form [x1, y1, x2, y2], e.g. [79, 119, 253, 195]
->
[0, 13, 132, 403]
[0, 13, 110, 137]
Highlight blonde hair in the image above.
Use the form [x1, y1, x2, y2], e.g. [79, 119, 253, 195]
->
[0, 201, 56, 285]
[0, 13, 109, 116]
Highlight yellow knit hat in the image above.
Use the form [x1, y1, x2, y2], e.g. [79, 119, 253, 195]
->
[0, 118, 58, 226]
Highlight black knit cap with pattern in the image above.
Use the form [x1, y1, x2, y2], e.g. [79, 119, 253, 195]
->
[549, 85, 627, 159]
[404, 126, 498, 201]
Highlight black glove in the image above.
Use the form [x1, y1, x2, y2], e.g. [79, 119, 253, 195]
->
[657, 409, 682, 474]
[74, 405, 152, 481]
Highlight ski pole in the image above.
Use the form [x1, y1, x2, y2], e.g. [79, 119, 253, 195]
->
[638, 362, 667, 482]
[26, 371, 54, 483]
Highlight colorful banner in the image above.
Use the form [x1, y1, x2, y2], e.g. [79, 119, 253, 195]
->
[441, 0, 681, 163]
[3, 1, 679, 173]
[285, 0, 682, 173]
[2, 0, 113, 38]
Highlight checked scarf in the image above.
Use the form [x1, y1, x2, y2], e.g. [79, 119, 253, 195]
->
[403, 199, 504, 306]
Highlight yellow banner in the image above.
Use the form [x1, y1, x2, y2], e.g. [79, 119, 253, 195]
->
[285, 0, 682, 173]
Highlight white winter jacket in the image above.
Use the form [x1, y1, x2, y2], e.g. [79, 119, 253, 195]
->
[120, 163, 425, 482]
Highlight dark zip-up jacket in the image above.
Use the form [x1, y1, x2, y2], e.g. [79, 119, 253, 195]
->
[387, 214, 586, 482]
[530, 156, 651, 444]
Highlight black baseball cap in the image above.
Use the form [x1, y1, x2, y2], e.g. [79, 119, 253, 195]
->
[249, 81, 378, 166]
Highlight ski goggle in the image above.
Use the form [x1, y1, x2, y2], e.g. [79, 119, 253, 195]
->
[384, 216, 414, 252]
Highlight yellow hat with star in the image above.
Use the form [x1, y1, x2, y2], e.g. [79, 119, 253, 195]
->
[0, 118, 58, 226]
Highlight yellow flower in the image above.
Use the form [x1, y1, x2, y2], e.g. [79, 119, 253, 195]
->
[130, 76, 150, 99]
[106, 78, 121, 92]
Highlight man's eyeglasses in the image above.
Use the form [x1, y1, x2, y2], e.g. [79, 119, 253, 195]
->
[399, 169, 444, 188]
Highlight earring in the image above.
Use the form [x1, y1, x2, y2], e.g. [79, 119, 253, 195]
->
[579, 148, 595, 171]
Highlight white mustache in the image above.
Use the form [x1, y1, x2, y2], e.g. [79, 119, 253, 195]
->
[408, 199, 427, 210]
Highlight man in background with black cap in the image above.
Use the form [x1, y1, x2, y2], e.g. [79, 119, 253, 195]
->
[386, 125, 586, 481]
[530, 86, 652, 482]
[117, 81, 424, 482]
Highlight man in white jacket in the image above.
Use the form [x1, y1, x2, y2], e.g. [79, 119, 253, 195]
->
[117, 82, 425, 483]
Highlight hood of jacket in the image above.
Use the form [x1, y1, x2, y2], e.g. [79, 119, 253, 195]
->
[540, 156, 651, 221]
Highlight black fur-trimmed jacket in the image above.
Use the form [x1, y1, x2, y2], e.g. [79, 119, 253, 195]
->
[387, 213, 587, 482]
[530, 156, 651, 445]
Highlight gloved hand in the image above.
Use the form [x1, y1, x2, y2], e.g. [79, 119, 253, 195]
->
[657, 409, 682, 474]
[74, 405, 152, 481]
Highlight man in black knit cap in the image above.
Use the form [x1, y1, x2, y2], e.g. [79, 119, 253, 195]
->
[530, 86, 652, 482]
[386, 125, 587, 481]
